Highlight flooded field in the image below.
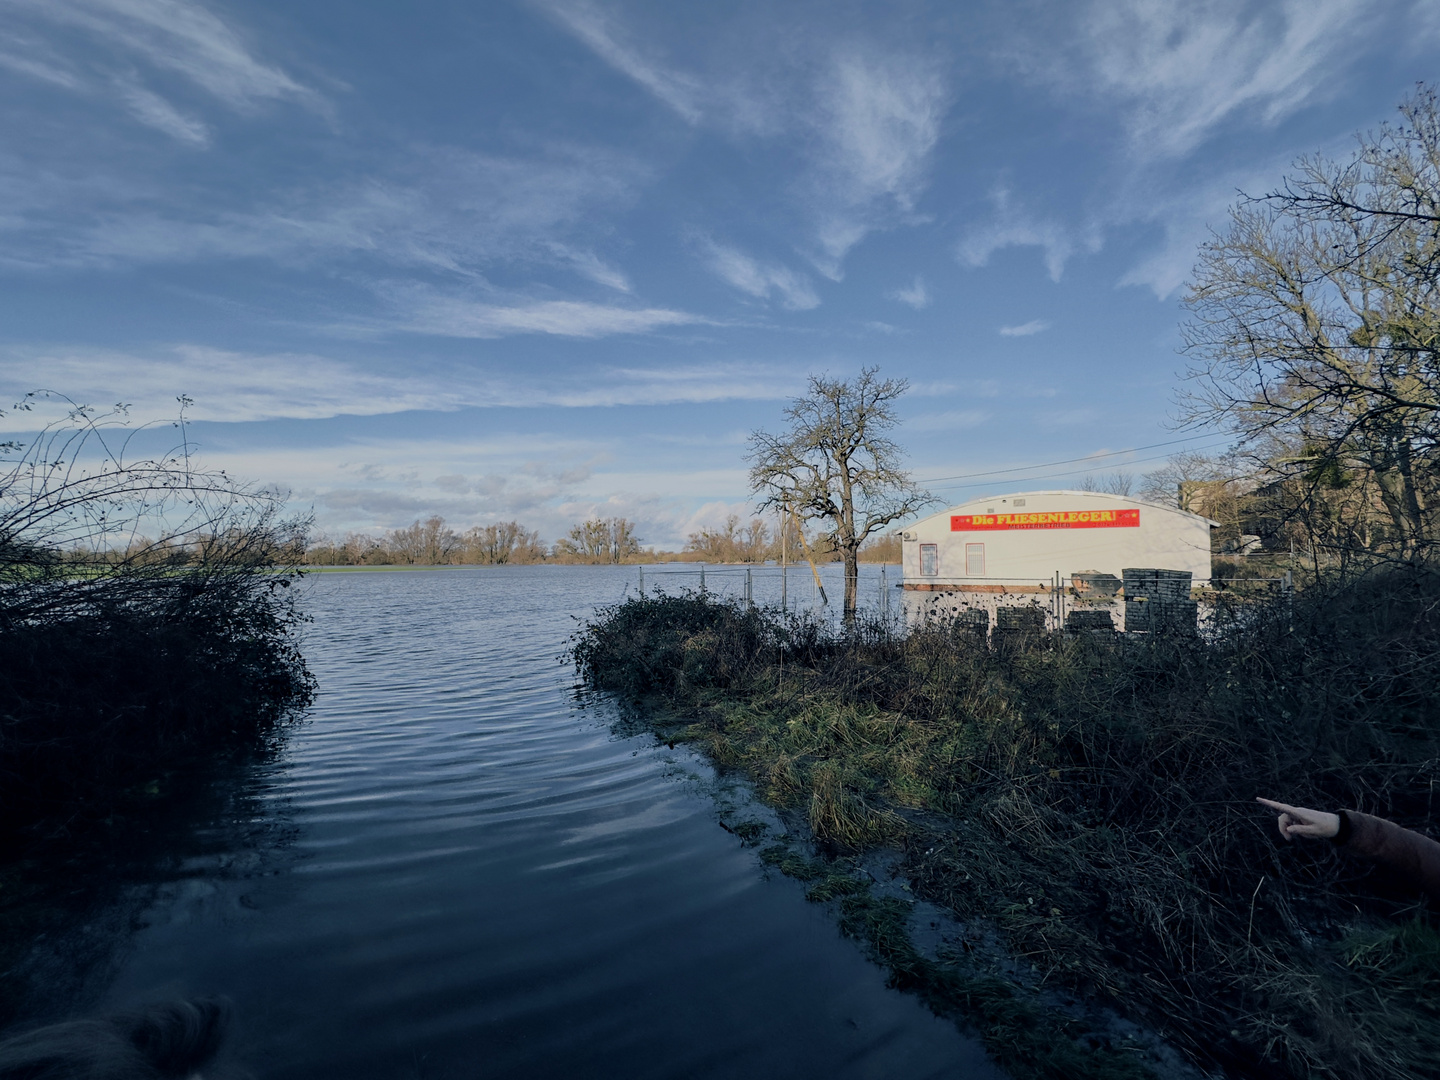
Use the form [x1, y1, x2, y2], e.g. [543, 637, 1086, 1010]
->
[7, 564, 1001, 1079]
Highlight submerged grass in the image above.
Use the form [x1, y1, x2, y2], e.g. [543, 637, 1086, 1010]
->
[573, 573, 1440, 1080]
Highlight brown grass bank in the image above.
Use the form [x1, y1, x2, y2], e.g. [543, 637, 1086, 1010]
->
[572, 573, 1440, 1080]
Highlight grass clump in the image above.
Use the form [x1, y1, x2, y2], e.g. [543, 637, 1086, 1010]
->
[574, 573, 1440, 1080]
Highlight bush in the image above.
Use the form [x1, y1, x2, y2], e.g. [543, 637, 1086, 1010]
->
[0, 395, 314, 841]
[573, 570, 1440, 1080]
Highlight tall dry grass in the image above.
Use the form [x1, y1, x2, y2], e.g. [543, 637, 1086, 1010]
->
[574, 573, 1440, 1079]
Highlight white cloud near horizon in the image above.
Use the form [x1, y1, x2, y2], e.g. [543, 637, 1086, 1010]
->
[90, 427, 763, 546]
[998, 319, 1050, 337]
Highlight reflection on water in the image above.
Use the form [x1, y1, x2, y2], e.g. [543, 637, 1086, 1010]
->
[13, 566, 1001, 1079]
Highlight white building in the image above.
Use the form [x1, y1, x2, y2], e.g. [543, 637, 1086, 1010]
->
[900, 490, 1215, 590]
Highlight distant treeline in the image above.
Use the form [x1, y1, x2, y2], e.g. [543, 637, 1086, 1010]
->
[677, 513, 899, 564]
[303, 513, 900, 566]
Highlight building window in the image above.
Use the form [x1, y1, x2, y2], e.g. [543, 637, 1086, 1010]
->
[920, 543, 938, 576]
[965, 543, 985, 577]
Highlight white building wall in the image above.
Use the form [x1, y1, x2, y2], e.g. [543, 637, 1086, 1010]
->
[900, 490, 1214, 587]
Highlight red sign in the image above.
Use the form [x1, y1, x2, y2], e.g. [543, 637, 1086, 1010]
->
[951, 509, 1140, 531]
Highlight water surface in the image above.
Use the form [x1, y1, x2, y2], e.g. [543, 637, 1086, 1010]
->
[47, 566, 1002, 1078]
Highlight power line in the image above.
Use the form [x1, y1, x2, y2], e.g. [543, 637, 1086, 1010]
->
[927, 441, 1235, 494]
[913, 433, 1232, 486]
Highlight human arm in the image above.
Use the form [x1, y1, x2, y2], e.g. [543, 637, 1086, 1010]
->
[1257, 797, 1440, 902]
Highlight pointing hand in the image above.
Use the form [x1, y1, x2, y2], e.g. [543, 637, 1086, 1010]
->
[1256, 797, 1340, 842]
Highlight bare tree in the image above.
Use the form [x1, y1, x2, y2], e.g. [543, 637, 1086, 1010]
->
[1142, 453, 1253, 551]
[0, 391, 308, 629]
[554, 518, 640, 563]
[387, 516, 461, 564]
[684, 514, 773, 563]
[748, 367, 931, 620]
[461, 521, 546, 564]
[1080, 472, 1134, 496]
[1181, 86, 1440, 560]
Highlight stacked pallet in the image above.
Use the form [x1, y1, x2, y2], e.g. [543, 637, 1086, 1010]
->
[1122, 568, 1197, 632]
[952, 607, 990, 638]
[1065, 609, 1115, 632]
[994, 605, 1047, 642]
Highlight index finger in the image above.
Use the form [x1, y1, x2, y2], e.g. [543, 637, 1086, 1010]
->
[1255, 797, 1302, 815]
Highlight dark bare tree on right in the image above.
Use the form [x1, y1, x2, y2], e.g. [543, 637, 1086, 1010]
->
[748, 367, 931, 620]
[1181, 86, 1440, 562]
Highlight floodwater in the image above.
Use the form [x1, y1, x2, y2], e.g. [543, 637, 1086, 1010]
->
[15, 565, 1002, 1079]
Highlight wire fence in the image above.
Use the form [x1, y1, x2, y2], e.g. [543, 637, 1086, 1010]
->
[634, 564, 1293, 635]
[905, 572, 1292, 633]
[635, 563, 898, 619]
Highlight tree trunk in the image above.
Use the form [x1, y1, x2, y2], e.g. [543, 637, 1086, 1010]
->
[842, 547, 859, 623]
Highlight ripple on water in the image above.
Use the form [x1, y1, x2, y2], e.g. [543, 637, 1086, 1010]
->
[80, 566, 1003, 1080]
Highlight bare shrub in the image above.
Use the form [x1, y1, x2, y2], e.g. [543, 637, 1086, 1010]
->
[0, 394, 313, 836]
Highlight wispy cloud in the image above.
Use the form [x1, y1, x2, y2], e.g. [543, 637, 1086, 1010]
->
[538, 5, 948, 278]
[0, 346, 471, 426]
[16, 0, 320, 107]
[692, 234, 819, 310]
[888, 275, 929, 309]
[115, 76, 209, 144]
[1025, 0, 1375, 159]
[535, 0, 702, 123]
[998, 319, 1050, 337]
[806, 48, 947, 275]
[1113, 149, 1309, 298]
[0, 346, 790, 429]
[958, 185, 1100, 281]
[907, 409, 988, 433]
[0, 29, 82, 87]
[0, 143, 647, 283]
[0, 0, 325, 146]
[393, 293, 706, 339]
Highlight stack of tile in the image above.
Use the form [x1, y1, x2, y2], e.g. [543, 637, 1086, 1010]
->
[952, 607, 990, 639]
[994, 605, 1046, 641]
[1122, 568, 1197, 633]
[1065, 609, 1115, 632]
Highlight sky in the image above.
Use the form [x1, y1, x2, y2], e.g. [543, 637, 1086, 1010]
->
[1, 0, 1437, 548]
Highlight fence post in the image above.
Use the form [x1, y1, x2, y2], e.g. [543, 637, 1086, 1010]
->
[700, 563, 705, 593]
[638, 566, 644, 595]
[781, 564, 787, 610]
[746, 567, 753, 608]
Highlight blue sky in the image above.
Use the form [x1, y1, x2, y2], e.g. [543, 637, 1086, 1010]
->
[1, 0, 1437, 547]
